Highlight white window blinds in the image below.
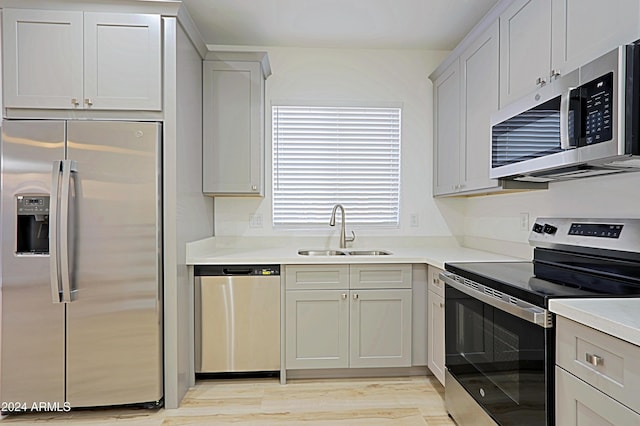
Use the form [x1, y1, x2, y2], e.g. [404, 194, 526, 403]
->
[272, 105, 401, 228]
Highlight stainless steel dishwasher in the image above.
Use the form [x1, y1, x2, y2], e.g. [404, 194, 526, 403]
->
[194, 265, 280, 373]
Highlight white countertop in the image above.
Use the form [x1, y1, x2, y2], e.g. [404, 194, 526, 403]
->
[550, 298, 640, 347]
[186, 236, 522, 269]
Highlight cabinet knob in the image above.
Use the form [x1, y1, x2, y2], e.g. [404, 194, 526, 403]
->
[550, 69, 561, 79]
[353, 293, 359, 300]
[536, 77, 547, 86]
[71, 98, 80, 107]
[251, 185, 257, 191]
[439, 302, 444, 308]
[341, 293, 347, 300]
[84, 98, 93, 107]
[585, 353, 604, 367]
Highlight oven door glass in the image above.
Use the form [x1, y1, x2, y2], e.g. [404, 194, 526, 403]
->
[445, 283, 553, 426]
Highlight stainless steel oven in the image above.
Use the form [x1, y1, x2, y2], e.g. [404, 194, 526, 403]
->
[442, 218, 640, 426]
[442, 270, 553, 426]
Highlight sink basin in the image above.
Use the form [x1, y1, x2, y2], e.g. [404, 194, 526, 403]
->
[297, 249, 393, 256]
[346, 250, 392, 256]
[297, 249, 347, 256]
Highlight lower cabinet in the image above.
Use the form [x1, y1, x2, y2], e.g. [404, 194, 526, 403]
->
[427, 290, 445, 384]
[427, 266, 445, 385]
[285, 264, 412, 370]
[285, 290, 349, 369]
[555, 316, 640, 424]
[349, 289, 412, 368]
[556, 367, 640, 425]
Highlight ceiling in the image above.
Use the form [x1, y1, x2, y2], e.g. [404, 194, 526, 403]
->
[180, 0, 499, 50]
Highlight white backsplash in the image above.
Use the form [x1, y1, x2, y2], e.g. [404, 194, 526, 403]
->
[463, 171, 640, 257]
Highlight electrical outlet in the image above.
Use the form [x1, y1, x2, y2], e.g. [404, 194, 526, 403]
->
[410, 213, 419, 227]
[519, 212, 529, 231]
[249, 214, 263, 228]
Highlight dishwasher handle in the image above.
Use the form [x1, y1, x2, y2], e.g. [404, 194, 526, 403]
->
[194, 264, 280, 276]
[222, 267, 253, 275]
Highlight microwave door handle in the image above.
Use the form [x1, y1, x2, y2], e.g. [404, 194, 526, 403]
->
[50, 161, 62, 303]
[59, 160, 77, 303]
[560, 88, 576, 150]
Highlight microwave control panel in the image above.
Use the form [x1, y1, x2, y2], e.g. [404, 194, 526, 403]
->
[583, 72, 613, 145]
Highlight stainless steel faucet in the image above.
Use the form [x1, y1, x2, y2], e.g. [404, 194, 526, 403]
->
[329, 204, 356, 248]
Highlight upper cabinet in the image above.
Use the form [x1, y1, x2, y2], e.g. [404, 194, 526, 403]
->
[499, 0, 640, 108]
[433, 21, 498, 197]
[2, 9, 162, 112]
[499, 0, 552, 108]
[551, 0, 640, 77]
[431, 0, 640, 196]
[433, 22, 537, 196]
[459, 22, 500, 192]
[433, 60, 460, 195]
[202, 52, 271, 196]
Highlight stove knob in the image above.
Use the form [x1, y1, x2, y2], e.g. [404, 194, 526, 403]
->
[532, 223, 544, 233]
[543, 224, 558, 235]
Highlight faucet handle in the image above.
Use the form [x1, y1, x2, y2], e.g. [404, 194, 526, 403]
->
[346, 230, 356, 244]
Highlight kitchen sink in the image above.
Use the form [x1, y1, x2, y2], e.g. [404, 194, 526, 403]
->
[346, 250, 392, 256]
[297, 249, 347, 256]
[297, 249, 392, 256]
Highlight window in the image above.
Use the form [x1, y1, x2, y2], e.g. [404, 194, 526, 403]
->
[272, 105, 401, 228]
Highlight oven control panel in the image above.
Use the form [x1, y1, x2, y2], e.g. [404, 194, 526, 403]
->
[532, 221, 624, 239]
[568, 223, 623, 238]
[529, 218, 640, 253]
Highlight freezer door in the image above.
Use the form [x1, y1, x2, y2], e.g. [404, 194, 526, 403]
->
[65, 121, 162, 407]
[0, 121, 66, 405]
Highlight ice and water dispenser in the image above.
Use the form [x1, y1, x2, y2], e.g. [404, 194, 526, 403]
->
[16, 195, 50, 254]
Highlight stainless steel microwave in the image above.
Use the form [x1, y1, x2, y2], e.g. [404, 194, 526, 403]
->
[490, 43, 640, 182]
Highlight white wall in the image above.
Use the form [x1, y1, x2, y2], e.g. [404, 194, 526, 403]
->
[213, 47, 456, 239]
[463, 172, 640, 258]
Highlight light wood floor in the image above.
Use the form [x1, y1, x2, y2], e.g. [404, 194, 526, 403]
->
[0, 375, 455, 425]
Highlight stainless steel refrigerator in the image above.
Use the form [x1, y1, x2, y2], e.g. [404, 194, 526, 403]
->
[0, 120, 163, 408]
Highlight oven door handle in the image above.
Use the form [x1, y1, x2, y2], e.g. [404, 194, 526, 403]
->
[440, 272, 553, 328]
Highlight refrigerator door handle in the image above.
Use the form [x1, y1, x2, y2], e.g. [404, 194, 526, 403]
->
[60, 160, 77, 303]
[49, 161, 62, 303]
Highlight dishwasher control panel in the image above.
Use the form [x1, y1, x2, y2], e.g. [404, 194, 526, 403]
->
[194, 264, 280, 276]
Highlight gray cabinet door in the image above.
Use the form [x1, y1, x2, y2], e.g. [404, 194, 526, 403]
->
[285, 290, 349, 369]
[2, 9, 83, 109]
[349, 289, 412, 368]
[499, 0, 552, 107]
[460, 21, 499, 193]
[433, 60, 461, 195]
[556, 366, 640, 425]
[203, 60, 264, 195]
[551, 0, 640, 78]
[83, 12, 161, 110]
[427, 290, 445, 385]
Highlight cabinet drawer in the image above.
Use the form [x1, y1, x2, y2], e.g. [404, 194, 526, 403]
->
[285, 265, 349, 290]
[557, 316, 640, 413]
[350, 264, 411, 289]
[427, 266, 445, 297]
[556, 366, 640, 425]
